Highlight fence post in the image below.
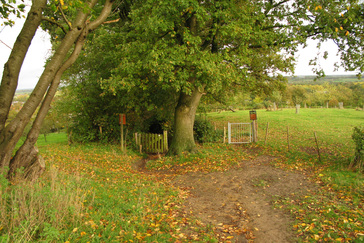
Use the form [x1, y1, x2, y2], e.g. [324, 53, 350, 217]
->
[314, 132, 322, 163]
[163, 131, 168, 152]
[120, 121, 124, 152]
[287, 126, 290, 151]
[223, 127, 226, 143]
[251, 121, 258, 142]
[264, 122, 269, 145]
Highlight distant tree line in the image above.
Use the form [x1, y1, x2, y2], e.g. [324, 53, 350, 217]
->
[197, 81, 364, 112]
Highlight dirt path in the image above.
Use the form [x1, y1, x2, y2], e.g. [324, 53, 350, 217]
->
[171, 155, 317, 243]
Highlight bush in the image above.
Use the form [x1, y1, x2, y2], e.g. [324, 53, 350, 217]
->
[194, 117, 222, 144]
[351, 126, 364, 171]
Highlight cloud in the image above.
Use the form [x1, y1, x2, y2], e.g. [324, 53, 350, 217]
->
[294, 39, 357, 76]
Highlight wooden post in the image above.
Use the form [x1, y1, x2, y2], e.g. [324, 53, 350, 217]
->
[252, 121, 258, 142]
[264, 122, 269, 145]
[124, 129, 128, 152]
[120, 122, 123, 152]
[223, 127, 226, 143]
[163, 131, 168, 152]
[314, 132, 322, 163]
[119, 114, 126, 152]
[287, 126, 290, 151]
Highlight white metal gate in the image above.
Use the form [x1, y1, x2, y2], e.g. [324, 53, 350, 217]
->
[228, 122, 252, 144]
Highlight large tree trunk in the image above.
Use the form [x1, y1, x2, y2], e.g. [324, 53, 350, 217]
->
[0, 0, 115, 179]
[0, 0, 47, 132]
[168, 86, 205, 156]
[8, 27, 88, 180]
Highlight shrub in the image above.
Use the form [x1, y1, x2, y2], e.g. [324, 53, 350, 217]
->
[351, 126, 364, 171]
[194, 117, 222, 144]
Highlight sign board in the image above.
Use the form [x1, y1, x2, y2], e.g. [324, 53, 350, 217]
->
[119, 114, 126, 125]
[249, 110, 257, 120]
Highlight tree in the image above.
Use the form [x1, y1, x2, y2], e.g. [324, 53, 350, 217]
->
[0, 0, 116, 180]
[96, 0, 362, 155]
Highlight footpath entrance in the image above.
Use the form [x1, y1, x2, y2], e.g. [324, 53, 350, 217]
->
[227, 122, 252, 144]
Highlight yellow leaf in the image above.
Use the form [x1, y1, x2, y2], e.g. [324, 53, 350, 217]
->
[340, 26, 343, 30]
[60, 0, 64, 5]
[336, 238, 343, 241]
[72, 228, 78, 233]
[335, 28, 339, 32]
[80, 231, 86, 236]
[345, 31, 349, 36]
[314, 235, 320, 240]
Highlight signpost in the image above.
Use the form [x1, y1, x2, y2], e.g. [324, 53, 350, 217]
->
[249, 110, 257, 142]
[119, 114, 126, 152]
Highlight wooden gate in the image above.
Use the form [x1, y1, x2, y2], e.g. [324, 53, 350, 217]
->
[135, 131, 168, 153]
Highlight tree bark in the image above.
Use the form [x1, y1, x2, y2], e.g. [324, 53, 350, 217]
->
[8, 29, 88, 180]
[0, 0, 47, 132]
[168, 85, 205, 156]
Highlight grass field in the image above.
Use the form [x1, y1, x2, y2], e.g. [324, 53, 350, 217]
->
[1, 108, 363, 242]
[207, 108, 364, 165]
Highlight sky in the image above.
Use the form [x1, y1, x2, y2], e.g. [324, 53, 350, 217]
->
[0, 15, 359, 90]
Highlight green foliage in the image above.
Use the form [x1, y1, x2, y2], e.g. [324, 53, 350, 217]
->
[193, 116, 221, 144]
[57, 0, 363, 154]
[351, 125, 364, 170]
[0, 0, 25, 26]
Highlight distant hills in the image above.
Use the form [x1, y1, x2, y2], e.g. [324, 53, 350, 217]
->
[15, 89, 34, 94]
[287, 74, 361, 84]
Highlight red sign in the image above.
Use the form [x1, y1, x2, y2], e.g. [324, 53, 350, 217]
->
[119, 114, 126, 125]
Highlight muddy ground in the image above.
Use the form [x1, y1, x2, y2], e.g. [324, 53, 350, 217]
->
[139, 151, 318, 242]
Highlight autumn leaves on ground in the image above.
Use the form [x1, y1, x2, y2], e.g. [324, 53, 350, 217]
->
[1, 109, 363, 242]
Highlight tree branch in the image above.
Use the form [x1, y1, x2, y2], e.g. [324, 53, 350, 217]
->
[103, 18, 120, 24]
[41, 16, 67, 34]
[58, 4, 72, 30]
[87, 0, 115, 31]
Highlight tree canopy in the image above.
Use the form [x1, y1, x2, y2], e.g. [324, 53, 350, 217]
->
[63, 0, 363, 154]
